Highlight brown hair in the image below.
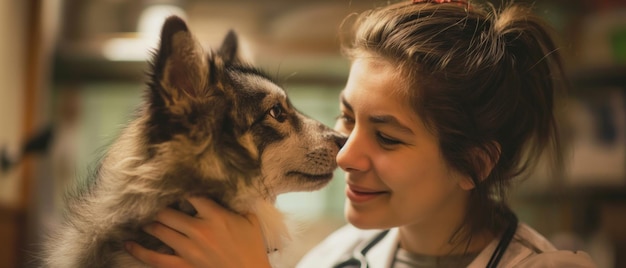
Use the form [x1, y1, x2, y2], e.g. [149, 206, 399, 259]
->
[343, 0, 566, 246]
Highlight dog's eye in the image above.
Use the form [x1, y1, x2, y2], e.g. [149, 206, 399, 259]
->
[268, 104, 286, 123]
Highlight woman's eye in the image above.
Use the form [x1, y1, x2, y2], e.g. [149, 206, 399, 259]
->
[377, 132, 402, 146]
[268, 104, 286, 122]
[337, 113, 355, 126]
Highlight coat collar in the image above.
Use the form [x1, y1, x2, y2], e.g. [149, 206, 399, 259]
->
[361, 228, 398, 268]
[356, 227, 501, 268]
[357, 224, 541, 268]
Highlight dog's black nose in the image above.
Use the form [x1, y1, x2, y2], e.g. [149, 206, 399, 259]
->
[333, 133, 347, 149]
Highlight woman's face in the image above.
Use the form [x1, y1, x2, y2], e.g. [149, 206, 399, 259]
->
[335, 57, 472, 230]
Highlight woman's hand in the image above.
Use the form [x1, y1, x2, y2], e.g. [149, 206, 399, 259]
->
[125, 197, 272, 268]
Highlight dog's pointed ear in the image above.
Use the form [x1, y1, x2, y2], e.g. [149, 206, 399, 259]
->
[150, 16, 209, 102]
[219, 30, 239, 64]
[219, 30, 254, 65]
[145, 16, 230, 145]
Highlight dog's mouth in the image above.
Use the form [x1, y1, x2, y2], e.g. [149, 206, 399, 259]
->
[286, 171, 334, 181]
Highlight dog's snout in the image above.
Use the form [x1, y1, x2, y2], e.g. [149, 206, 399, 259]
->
[317, 122, 346, 150]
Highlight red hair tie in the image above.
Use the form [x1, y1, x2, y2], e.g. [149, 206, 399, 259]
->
[412, 0, 471, 9]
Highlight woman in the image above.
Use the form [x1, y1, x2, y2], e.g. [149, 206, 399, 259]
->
[126, 0, 597, 267]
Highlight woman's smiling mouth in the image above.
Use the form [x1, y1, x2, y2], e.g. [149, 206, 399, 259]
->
[346, 184, 389, 203]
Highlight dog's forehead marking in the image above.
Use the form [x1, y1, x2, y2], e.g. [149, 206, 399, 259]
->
[232, 72, 286, 99]
[230, 73, 288, 114]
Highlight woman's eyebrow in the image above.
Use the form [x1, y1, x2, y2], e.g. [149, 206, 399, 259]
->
[340, 92, 413, 135]
[369, 115, 414, 135]
[339, 92, 353, 112]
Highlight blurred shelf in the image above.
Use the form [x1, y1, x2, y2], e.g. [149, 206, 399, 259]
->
[52, 44, 350, 86]
[514, 185, 626, 202]
[569, 64, 626, 89]
[53, 55, 149, 83]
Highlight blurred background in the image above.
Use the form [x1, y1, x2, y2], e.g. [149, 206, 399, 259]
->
[0, 0, 624, 267]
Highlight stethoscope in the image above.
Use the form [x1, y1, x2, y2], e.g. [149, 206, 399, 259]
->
[333, 214, 519, 268]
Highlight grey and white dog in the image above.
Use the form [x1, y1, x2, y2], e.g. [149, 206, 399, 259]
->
[43, 16, 345, 268]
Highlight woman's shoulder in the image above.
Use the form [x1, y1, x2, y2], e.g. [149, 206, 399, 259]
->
[296, 224, 384, 268]
[514, 223, 558, 252]
[506, 223, 597, 267]
[471, 222, 596, 267]
[514, 250, 597, 267]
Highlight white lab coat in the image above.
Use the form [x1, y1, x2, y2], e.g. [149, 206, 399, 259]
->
[297, 223, 597, 267]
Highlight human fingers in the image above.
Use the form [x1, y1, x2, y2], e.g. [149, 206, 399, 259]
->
[141, 222, 216, 266]
[142, 222, 190, 255]
[125, 241, 191, 268]
[185, 197, 264, 243]
[181, 197, 274, 268]
[187, 196, 236, 220]
[153, 208, 197, 238]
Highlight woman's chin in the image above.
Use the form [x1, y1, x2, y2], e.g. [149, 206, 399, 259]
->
[344, 203, 386, 230]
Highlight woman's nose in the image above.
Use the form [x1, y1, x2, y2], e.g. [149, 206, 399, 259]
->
[336, 130, 370, 172]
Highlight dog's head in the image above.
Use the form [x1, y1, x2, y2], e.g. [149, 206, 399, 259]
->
[143, 16, 345, 205]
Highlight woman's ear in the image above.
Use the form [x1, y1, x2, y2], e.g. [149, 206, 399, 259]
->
[457, 141, 501, 191]
[479, 141, 501, 181]
[458, 176, 476, 191]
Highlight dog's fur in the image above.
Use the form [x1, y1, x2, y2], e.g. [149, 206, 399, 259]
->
[43, 16, 344, 268]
